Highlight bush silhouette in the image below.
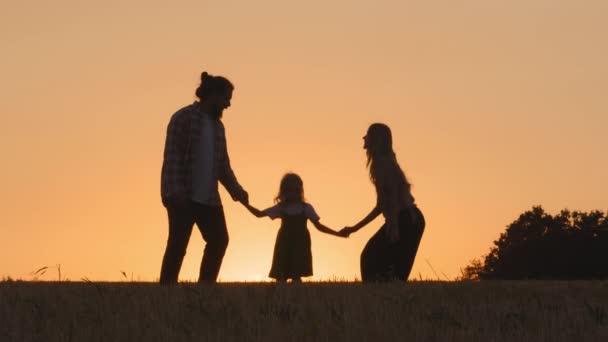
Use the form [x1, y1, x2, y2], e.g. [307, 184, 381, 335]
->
[463, 206, 608, 280]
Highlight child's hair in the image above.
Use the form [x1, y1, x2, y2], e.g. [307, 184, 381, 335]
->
[274, 173, 305, 204]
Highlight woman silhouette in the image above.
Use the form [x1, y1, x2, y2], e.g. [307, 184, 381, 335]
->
[340, 123, 425, 281]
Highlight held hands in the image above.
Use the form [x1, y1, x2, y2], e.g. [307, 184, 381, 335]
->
[333, 228, 349, 238]
[338, 226, 357, 238]
[237, 189, 249, 205]
[243, 202, 265, 218]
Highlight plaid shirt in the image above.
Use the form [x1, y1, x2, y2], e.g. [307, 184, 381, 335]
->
[161, 101, 245, 206]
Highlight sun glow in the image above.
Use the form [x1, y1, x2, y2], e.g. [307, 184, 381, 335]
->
[1, 0, 607, 282]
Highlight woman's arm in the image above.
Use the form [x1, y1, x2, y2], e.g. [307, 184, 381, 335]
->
[312, 220, 345, 238]
[341, 206, 382, 236]
[244, 203, 267, 218]
[353, 206, 382, 231]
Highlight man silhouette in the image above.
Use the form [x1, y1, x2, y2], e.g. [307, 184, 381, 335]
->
[160, 71, 248, 284]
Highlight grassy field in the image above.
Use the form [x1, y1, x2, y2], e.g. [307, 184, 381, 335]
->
[1, 280, 607, 341]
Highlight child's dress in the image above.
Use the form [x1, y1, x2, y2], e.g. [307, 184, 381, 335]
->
[263, 202, 319, 279]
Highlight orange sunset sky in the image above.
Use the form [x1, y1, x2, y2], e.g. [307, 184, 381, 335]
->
[1, 0, 606, 282]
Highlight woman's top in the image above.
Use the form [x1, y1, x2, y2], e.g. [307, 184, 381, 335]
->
[374, 159, 416, 222]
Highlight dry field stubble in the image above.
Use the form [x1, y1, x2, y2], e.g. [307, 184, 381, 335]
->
[1, 281, 607, 341]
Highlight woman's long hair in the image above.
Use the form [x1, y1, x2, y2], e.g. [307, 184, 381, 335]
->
[366, 123, 410, 191]
[274, 173, 306, 204]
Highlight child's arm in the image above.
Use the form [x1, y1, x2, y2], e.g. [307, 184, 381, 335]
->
[245, 203, 268, 218]
[311, 220, 346, 238]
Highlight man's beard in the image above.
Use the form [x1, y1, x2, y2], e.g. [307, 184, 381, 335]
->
[209, 105, 223, 119]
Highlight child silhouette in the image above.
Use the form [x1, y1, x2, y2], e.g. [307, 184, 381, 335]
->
[245, 173, 345, 282]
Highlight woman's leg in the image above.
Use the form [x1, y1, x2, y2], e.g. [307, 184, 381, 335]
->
[395, 207, 425, 280]
[360, 225, 393, 282]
